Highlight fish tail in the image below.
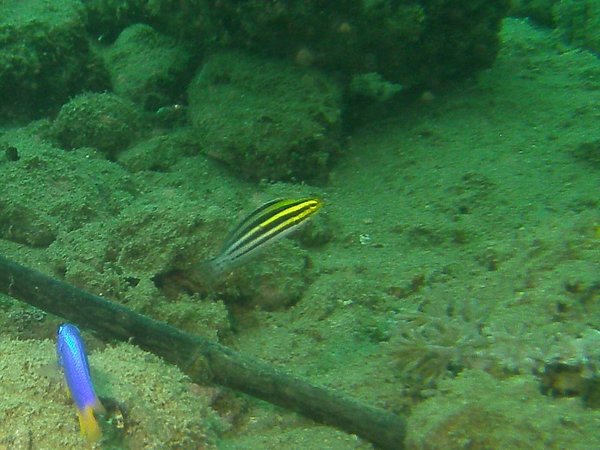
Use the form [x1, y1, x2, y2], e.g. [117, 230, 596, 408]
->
[207, 256, 229, 278]
[197, 258, 226, 285]
[77, 405, 102, 442]
[94, 397, 106, 416]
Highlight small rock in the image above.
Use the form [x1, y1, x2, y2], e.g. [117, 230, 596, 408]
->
[52, 92, 142, 156]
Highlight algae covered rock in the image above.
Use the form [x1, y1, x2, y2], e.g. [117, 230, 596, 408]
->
[205, 237, 314, 311]
[91, 343, 224, 448]
[0, 125, 136, 247]
[88, 0, 508, 87]
[117, 128, 199, 173]
[45, 190, 214, 290]
[88, 0, 509, 88]
[0, 0, 510, 124]
[511, 0, 600, 54]
[103, 23, 196, 111]
[45, 189, 233, 339]
[406, 370, 600, 449]
[187, 51, 342, 182]
[52, 92, 143, 156]
[0, 0, 107, 120]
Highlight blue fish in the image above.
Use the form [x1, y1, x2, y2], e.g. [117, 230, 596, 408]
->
[56, 323, 105, 441]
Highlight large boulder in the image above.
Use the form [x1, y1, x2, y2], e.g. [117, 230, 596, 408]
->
[103, 24, 196, 111]
[187, 52, 342, 182]
[0, 0, 107, 120]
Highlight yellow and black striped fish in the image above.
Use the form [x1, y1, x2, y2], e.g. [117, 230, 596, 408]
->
[208, 197, 322, 276]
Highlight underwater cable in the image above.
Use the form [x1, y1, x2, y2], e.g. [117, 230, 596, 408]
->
[0, 254, 406, 449]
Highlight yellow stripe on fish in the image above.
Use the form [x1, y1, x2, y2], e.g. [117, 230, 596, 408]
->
[209, 197, 322, 275]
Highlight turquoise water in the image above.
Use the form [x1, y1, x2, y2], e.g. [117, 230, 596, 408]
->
[0, 1, 599, 449]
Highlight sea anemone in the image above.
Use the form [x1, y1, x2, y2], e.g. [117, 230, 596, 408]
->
[390, 309, 489, 391]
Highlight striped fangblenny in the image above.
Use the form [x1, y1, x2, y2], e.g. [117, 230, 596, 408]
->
[207, 197, 322, 276]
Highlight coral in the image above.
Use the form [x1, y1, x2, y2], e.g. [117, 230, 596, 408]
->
[406, 369, 600, 449]
[390, 309, 489, 391]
